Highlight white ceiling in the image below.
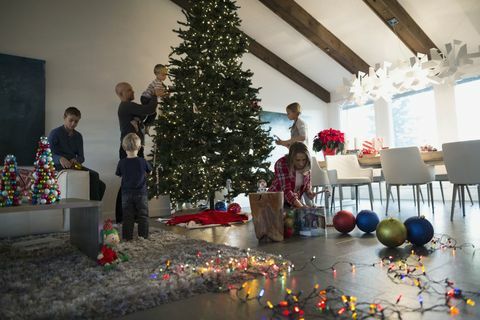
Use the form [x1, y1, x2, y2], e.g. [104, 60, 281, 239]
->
[235, 0, 480, 98]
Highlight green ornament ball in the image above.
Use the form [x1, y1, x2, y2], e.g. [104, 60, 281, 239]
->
[284, 217, 294, 228]
[376, 218, 407, 248]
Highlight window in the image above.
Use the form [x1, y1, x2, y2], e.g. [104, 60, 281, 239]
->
[455, 77, 480, 141]
[391, 89, 438, 148]
[340, 103, 376, 149]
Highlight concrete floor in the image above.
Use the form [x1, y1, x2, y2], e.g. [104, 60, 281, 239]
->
[119, 198, 480, 320]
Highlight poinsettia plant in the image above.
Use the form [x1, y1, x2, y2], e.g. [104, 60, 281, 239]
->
[312, 128, 345, 153]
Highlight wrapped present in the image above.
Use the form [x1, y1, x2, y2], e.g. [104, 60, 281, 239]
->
[293, 207, 326, 237]
[359, 137, 384, 158]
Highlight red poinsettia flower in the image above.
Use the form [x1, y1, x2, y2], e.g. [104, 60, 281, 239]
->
[312, 128, 345, 153]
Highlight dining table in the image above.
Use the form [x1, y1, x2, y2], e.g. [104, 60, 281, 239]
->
[318, 150, 444, 168]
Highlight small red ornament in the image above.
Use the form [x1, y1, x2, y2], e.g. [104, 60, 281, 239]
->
[283, 226, 294, 238]
[227, 202, 241, 214]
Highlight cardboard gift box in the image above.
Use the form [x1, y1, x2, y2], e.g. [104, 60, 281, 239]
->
[293, 207, 326, 237]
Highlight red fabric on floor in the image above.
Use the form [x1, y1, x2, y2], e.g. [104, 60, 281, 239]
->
[166, 210, 248, 226]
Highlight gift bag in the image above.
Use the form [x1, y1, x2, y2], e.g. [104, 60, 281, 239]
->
[248, 192, 284, 241]
[294, 207, 326, 237]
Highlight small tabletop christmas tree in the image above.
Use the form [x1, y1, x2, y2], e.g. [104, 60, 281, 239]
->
[31, 136, 61, 205]
[0, 154, 21, 207]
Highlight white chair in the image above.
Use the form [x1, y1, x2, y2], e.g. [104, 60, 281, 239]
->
[311, 156, 330, 211]
[442, 140, 480, 220]
[326, 155, 374, 213]
[57, 169, 90, 200]
[435, 165, 474, 206]
[380, 147, 435, 217]
[372, 169, 396, 204]
[57, 169, 90, 230]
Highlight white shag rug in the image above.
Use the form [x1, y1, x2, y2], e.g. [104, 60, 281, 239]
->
[0, 229, 286, 319]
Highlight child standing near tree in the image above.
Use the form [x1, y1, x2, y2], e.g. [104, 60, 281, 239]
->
[275, 102, 309, 149]
[115, 133, 152, 240]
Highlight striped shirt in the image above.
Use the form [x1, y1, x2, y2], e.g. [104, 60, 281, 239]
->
[142, 79, 165, 98]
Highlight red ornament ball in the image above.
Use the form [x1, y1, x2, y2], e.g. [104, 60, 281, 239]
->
[333, 210, 356, 234]
[227, 202, 242, 214]
[284, 226, 294, 238]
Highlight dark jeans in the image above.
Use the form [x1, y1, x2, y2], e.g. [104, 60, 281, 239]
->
[55, 165, 106, 201]
[115, 146, 145, 223]
[122, 192, 149, 240]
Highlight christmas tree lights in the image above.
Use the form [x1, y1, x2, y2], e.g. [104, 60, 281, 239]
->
[148, 0, 274, 208]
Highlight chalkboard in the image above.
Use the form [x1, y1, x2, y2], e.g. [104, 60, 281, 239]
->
[0, 53, 45, 166]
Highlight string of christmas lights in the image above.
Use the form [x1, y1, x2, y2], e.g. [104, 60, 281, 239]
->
[147, 247, 291, 292]
[228, 234, 478, 319]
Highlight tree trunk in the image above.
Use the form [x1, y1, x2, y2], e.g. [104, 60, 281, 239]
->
[209, 194, 215, 210]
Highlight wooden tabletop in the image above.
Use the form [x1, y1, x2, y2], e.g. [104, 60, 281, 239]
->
[318, 151, 444, 169]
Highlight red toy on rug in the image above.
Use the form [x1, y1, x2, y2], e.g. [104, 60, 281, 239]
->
[166, 209, 248, 226]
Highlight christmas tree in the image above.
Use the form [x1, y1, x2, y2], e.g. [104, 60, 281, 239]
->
[149, 0, 274, 208]
[0, 155, 21, 207]
[31, 136, 61, 205]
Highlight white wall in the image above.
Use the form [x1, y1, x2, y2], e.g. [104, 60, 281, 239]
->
[0, 0, 328, 214]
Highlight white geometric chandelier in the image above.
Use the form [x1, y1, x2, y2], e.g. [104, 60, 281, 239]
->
[340, 40, 480, 105]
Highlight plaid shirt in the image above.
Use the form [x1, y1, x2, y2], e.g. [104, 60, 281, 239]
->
[268, 155, 311, 206]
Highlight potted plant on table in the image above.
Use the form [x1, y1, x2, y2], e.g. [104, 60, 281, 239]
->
[312, 128, 345, 156]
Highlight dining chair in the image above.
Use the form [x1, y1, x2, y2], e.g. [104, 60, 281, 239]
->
[311, 156, 330, 211]
[442, 139, 480, 220]
[380, 147, 435, 217]
[372, 168, 396, 204]
[435, 165, 473, 205]
[326, 154, 374, 213]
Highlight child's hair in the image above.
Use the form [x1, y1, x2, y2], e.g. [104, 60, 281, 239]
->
[154, 64, 168, 75]
[64, 107, 81, 118]
[122, 133, 142, 152]
[286, 102, 301, 114]
[287, 142, 311, 173]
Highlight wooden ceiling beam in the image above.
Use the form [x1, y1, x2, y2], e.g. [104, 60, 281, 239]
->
[258, 0, 370, 74]
[363, 0, 438, 55]
[246, 35, 330, 102]
[170, 0, 331, 102]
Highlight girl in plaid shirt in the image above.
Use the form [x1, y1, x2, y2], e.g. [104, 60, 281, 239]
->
[268, 142, 315, 208]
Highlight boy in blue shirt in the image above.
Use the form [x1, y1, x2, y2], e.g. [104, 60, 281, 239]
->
[48, 107, 106, 201]
[116, 133, 152, 240]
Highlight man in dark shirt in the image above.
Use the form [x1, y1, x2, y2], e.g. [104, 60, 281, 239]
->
[114, 82, 164, 223]
[48, 107, 106, 201]
[115, 82, 159, 159]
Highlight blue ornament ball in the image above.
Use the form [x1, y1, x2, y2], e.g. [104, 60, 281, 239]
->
[404, 216, 434, 246]
[356, 210, 379, 233]
[214, 201, 227, 211]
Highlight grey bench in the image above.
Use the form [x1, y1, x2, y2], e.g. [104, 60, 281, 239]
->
[0, 198, 101, 260]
